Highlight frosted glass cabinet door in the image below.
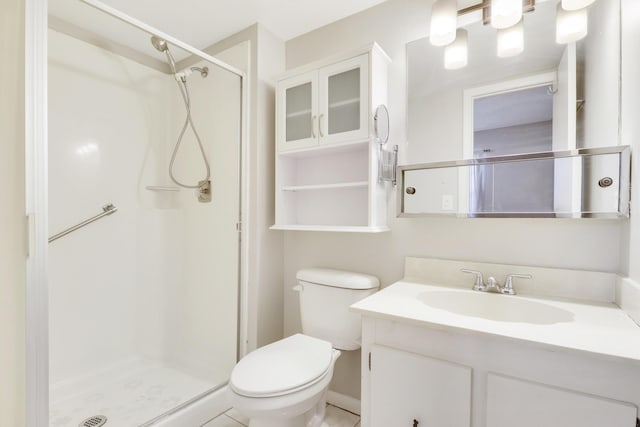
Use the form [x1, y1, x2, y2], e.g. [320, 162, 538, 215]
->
[369, 345, 472, 427]
[278, 71, 318, 151]
[318, 54, 369, 146]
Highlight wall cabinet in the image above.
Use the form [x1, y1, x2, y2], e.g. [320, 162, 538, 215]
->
[360, 318, 640, 427]
[272, 44, 391, 232]
[278, 53, 370, 152]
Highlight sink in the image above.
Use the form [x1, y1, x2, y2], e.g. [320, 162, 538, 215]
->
[417, 290, 574, 325]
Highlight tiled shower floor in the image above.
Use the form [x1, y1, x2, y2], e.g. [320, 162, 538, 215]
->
[49, 363, 215, 427]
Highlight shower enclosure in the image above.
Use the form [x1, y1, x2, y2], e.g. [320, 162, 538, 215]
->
[46, 1, 246, 425]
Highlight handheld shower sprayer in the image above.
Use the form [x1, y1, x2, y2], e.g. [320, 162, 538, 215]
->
[150, 35, 212, 202]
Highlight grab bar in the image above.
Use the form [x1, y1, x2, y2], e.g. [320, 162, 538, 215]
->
[48, 203, 118, 243]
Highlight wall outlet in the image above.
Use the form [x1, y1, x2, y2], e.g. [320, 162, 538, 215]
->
[442, 194, 454, 211]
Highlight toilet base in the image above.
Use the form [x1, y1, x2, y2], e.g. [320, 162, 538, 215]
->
[248, 392, 326, 427]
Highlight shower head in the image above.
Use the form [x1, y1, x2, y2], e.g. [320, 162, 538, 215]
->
[151, 36, 178, 74]
[151, 36, 169, 52]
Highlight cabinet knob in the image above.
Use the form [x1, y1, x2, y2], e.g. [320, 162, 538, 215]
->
[413, 419, 419, 427]
[406, 187, 416, 195]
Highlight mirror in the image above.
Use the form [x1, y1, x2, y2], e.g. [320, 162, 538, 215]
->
[398, 146, 630, 218]
[406, 0, 621, 164]
[374, 104, 390, 144]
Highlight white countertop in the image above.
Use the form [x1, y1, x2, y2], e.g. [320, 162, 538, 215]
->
[351, 279, 640, 364]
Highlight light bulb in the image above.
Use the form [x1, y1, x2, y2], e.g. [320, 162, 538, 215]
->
[430, 0, 457, 47]
[491, 0, 523, 30]
[561, 0, 596, 11]
[444, 29, 468, 70]
[556, 2, 588, 44]
[497, 20, 524, 57]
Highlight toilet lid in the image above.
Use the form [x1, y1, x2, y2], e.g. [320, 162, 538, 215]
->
[230, 334, 333, 397]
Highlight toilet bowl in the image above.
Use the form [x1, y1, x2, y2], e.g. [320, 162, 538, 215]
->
[229, 334, 341, 427]
[228, 268, 379, 427]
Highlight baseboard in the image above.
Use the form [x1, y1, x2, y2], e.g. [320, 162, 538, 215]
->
[327, 390, 361, 415]
[617, 276, 640, 327]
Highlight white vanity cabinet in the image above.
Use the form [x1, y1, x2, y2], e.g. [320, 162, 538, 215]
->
[272, 43, 391, 232]
[360, 317, 640, 427]
[370, 345, 471, 427]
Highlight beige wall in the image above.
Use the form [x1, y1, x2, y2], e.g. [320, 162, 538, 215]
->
[0, 0, 26, 425]
[284, 0, 629, 400]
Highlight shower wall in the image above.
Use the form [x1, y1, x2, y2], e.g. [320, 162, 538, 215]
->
[48, 26, 243, 407]
[49, 29, 172, 384]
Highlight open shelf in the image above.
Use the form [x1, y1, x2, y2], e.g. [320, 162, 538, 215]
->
[281, 181, 368, 192]
[270, 224, 390, 233]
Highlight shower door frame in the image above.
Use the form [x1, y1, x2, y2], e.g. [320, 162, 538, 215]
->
[24, 0, 250, 425]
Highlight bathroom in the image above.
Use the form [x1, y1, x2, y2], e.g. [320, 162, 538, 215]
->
[2, 0, 640, 426]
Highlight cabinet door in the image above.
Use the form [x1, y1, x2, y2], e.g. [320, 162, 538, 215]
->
[277, 71, 318, 152]
[486, 374, 638, 427]
[318, 54, 369, 146]
[370, 345, 472, 427]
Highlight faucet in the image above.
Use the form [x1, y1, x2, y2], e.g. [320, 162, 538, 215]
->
[461, 269, 532, 295]
[501, 273, 532, 295]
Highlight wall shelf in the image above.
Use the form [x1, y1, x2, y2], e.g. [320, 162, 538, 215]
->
[145, 185, 180, 192]
[286, 109, 312, 119]
[270, 224, 390, 233]
[329, 98, 360, 109]
[281, 181, 368, 192]
[274, 43, 391, 233]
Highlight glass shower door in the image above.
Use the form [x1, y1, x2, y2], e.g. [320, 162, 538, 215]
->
[47, 5, 243, 425]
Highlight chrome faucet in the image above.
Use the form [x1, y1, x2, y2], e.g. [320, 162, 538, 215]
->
[502, 273, 532, 295]
[461, 269, 532, 295]
[461, 269, 486, 292]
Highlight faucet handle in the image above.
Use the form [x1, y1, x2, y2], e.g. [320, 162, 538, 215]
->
[502, 273, 532, 295]
[461, 269, 486, 291]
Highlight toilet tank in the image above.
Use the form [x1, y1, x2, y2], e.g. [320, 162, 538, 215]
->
[295, 268, 379, 351]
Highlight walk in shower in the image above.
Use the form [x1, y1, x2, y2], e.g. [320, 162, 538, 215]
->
[47, 1, 245, 425]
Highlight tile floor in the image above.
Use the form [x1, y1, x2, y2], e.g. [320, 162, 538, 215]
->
[202, 404, 360, 427]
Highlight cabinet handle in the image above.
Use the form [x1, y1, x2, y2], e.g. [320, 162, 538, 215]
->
[413, 419, 419, 427]
[319, 113, 325, 138]
[311, 115, 317, 138]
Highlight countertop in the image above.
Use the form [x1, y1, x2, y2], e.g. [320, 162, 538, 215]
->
[351, 279, 640, 364]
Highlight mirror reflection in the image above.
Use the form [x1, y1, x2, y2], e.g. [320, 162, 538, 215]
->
[406, 0, 620, 164]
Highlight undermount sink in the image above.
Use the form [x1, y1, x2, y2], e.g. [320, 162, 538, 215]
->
[416, 290, 575, 325]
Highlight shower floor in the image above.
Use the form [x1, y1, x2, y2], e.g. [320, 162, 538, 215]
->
[49, 359, 217, 427]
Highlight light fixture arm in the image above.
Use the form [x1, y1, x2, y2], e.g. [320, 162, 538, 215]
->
[458, 0, 536, 25]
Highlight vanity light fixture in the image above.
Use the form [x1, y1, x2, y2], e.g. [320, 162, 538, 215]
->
[430, 0, 458, 46]
[561, 0, 596, 11]
[444, 29, 469, 70]
[491, 0, 523, 29]
[430, 0, 594, 69]
[556, 2, 588, 44]
[497, 19, 524, 57]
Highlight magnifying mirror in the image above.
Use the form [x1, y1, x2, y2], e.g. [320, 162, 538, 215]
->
[374, 104, 390, 144]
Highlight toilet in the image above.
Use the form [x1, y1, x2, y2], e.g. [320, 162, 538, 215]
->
[228, 268, 380, 427]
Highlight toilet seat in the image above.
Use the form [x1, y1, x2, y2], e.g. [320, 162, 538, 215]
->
[230, 334, 333, 398]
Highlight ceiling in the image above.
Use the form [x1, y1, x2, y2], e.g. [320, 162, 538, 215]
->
[49, 0, 388, 60]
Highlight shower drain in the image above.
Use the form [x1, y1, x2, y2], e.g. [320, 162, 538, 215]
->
[79, 415, 107, 427]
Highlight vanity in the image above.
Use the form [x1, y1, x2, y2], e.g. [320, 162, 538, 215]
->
[351, 258, 640, 427]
